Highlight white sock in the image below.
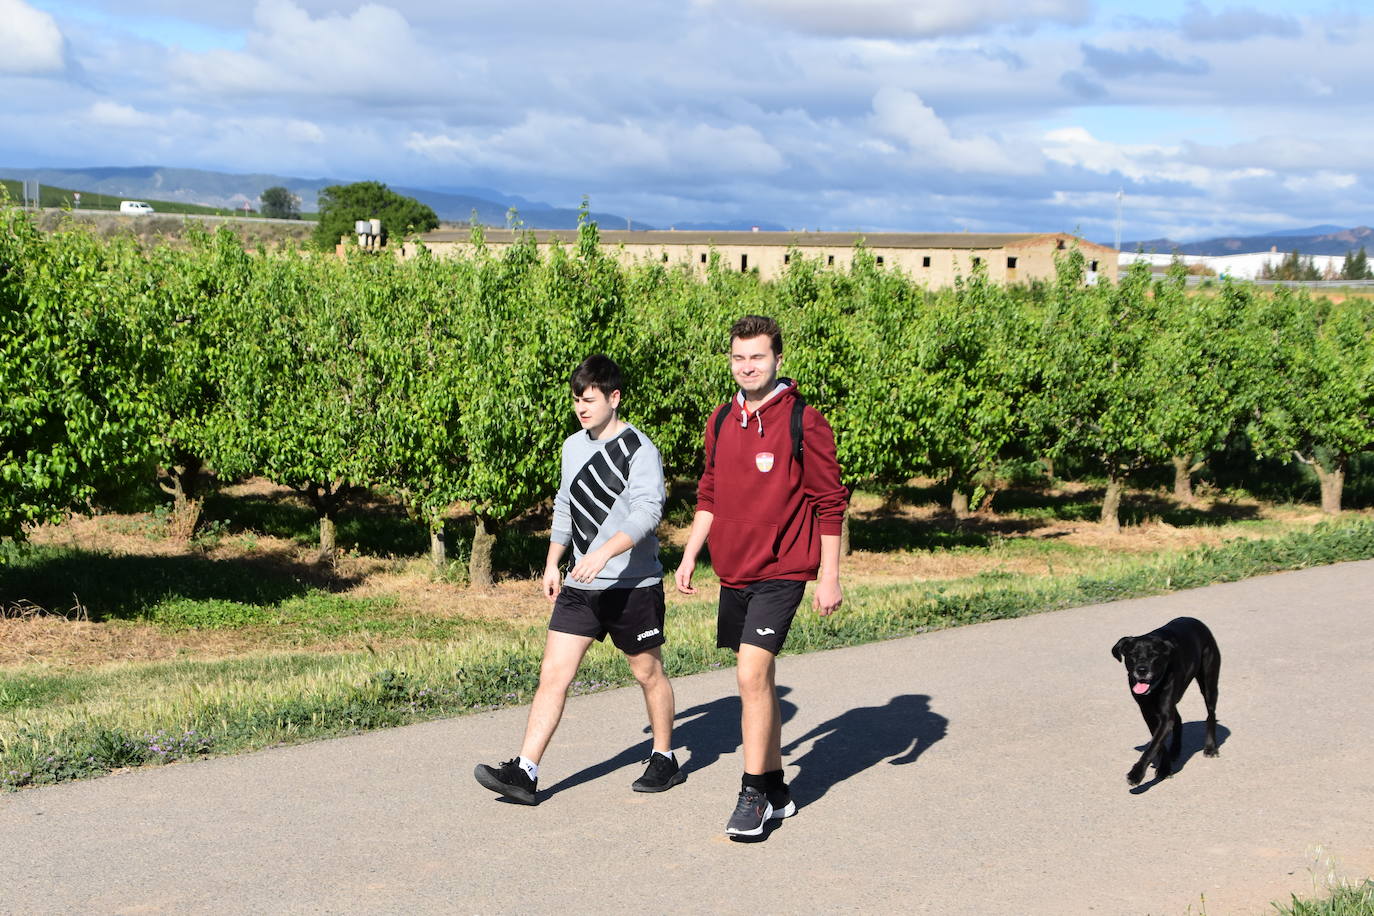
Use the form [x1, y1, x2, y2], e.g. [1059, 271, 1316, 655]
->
[652, 749, 675, 762]
[518, 756, 539, 780]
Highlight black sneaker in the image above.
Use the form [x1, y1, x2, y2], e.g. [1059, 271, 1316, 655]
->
[632, 754, 685, 793]
[474, 759, 538, 806]
[724, 786, 773, 837]
[767, 784, 796, 819]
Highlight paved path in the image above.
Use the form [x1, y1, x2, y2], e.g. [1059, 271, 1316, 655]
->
[4, 561, 1374, 915]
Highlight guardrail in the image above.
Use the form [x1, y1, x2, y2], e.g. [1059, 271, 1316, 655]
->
[1183, 275, 1374, 288]
[18, 206, 315, 226]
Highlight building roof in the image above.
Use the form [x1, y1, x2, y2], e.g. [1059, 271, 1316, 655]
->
[417, 228, 1097, 251]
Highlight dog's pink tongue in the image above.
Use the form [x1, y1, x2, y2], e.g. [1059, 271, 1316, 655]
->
[1132, 682, 1151, 695]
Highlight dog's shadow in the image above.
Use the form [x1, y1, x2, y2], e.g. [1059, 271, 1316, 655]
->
[541, 688, 798, 800]
[1128, 721, 1232, 794]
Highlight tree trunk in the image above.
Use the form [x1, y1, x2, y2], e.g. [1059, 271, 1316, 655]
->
[158, 455, 204, 539]
[1100, 474, 1124, 534]
[1171, 455, 1195, 506]
[168, 497, 202, 541]
[469, 515, 499, 588]
[1040, 456, 1055, 481]
[318, 513, 337, 559]
[839, 508, 851, 556]
[1315, 463, 1345, 515]
[301, 481, 342, 563]
[429, 518, 447, 571]
[950, 489, 972, 519]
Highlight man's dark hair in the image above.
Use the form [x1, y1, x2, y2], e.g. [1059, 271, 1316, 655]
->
[729, 314, 783, 356]
[570, 354, 623, 398]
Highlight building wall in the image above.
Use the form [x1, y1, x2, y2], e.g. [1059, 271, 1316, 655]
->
[1120, 250, 1347, 280]
[403, 232, 1120, 287]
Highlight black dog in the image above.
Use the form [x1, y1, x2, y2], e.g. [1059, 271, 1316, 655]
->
[1111, 616, 1221, 786]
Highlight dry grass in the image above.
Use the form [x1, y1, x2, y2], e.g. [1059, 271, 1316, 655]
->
[0, 618, 260, 668]
[2, 477, 1351, 670]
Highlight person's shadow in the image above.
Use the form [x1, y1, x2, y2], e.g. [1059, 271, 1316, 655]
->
[542, 687, 798, 799]
[779, 693, 948, 810]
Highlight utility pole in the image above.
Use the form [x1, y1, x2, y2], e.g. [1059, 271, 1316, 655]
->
[1114, 188, 1124, 251]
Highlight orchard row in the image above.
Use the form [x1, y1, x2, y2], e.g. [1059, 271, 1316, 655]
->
[3, 207, 1371, 583]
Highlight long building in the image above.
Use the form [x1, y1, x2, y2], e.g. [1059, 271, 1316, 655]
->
[1119, 249, 1349, 281]
[404, 229, 1119, 287]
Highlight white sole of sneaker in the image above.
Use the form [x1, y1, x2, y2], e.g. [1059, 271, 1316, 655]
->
[726, 802, 774, 837]
[769, 800, 796, 819]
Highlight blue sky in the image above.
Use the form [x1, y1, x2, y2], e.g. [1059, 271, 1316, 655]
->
[2, 0, 1369, 241]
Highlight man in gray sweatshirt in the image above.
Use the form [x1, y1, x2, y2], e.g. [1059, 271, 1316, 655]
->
[475, 355, 681, 805]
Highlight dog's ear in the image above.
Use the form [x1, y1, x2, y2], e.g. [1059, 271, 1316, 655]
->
[1159, 636, 1177, 656]
[1112, 637, 1133, 661]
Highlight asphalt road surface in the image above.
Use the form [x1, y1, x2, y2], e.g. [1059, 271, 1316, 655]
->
[4, 560, 1373, 915]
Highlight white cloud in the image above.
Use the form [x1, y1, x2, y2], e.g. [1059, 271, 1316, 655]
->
[407, 115, 785, 180]
[5, 0, 1373, 242]
[1282, 171, 1357, 194]
[168, 0, 473, 102]
[0, 0, 65, 74]
[284, 119, 326, 144]
[1178, 2, 1301, 42]
[86, 100, 161, 129]
[1297, 75, 1334, 97]
[869, 87, 1030, 173]
[1043, 126, 1272, 187]
[716, 0, 1089, 38]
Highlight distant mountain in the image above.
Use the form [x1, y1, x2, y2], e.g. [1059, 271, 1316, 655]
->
[0, 165, 642, 229]
[1120, 225, 1374, 257]
[669, 220, 790, 232]
[1264, 224, 1348, 237]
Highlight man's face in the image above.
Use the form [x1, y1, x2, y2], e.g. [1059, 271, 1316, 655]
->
[730, 334, 781, 399]
[573, 387, 620, 434]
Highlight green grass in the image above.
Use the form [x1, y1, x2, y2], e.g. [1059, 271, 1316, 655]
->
[0, 544, 325, 621]
[1273, 881, 1374, 915]
[5, 517, 1374, 790]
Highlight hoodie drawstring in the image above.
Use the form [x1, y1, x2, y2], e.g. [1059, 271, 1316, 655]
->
[737, 404, 764, 437]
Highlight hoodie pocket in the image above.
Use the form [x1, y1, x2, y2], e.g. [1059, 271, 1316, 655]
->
[706, 517, 779, 582]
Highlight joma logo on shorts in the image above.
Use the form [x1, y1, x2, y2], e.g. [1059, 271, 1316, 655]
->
[636, 628, 661, 641]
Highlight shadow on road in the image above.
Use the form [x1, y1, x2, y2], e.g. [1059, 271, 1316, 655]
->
[780, 693, 949, 810]
[542, 688, 798, 799]
[1128, 721, 1232, 794]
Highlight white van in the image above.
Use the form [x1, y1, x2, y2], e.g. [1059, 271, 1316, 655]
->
[119, 200, 155, 215]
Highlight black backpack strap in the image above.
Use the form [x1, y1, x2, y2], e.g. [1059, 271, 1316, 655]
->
[712, 397, 808, 467]
[790, 395, 806, 465]
[708, 403, 731, 467]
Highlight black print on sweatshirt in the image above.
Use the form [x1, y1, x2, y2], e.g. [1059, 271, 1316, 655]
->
[569, 430, 642, 555]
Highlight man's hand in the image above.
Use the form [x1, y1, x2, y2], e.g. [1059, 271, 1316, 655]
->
[569, 547, 610, 584]
[813, 577, 842, 616]
[674, 558, 698, 595]
[542, 564, 561, 602]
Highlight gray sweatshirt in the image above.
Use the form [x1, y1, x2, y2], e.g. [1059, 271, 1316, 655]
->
[550, 423, 664, 590]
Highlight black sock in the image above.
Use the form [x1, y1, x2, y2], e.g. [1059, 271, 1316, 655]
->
[741, 772, 768, 790]
[764, 769, 786, 790]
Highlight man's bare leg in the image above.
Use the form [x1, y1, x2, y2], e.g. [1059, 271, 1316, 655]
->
[519, 630, 594, 764]
[736, 643, 782, 774]
[626, 646, 675, 752]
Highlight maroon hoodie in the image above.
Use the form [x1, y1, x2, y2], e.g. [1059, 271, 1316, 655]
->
[696, 380, 848, 588]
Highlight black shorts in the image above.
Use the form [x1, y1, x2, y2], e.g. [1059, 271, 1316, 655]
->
[549, 581, 666, 654]
[716, 580, 807, 655]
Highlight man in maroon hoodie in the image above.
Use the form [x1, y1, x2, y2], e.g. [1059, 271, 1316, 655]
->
[674, 314, 848, 838]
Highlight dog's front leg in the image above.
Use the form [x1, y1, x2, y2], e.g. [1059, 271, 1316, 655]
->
[1128, 715, 1173, 786]
[1156, 708, 1184, 778]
